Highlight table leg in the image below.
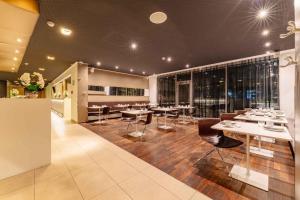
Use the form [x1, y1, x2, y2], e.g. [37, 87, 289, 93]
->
[246, 134, 250, 175]
[229, 133, 269, 191]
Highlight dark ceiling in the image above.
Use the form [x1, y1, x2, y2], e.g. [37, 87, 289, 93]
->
[0, 0, 295, 82]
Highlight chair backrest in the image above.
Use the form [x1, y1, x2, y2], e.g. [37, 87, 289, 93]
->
[220, 113, 237, 121]
[235, 110, 247, 115]
[145, 112, 153, 125]
[198, 118, 222, 137]
[102, 107, 110, 115]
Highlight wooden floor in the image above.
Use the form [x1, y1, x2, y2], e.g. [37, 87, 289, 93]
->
[81, 118, 295, 200]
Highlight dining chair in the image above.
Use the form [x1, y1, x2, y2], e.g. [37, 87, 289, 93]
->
[235, 110, 247, 115]
[220, 113, 237, 121]
[121, 113, 136, 130]
[137, 112, 153, 134]
[197, 118, 243, 163]
[102, 106, 110, 121]
[152, 110, 163, 127]
[167, 111, 180, 128]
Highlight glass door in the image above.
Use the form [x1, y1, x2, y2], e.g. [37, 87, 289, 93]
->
[177, 82, 191, 106]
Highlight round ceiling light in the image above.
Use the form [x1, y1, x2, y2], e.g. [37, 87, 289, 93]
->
[47, 20, 55, 28]
[60, 27, 72, 36]
[149, 12, 167, 24]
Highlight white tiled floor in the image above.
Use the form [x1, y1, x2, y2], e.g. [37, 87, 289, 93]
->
[0, 112, 211, 200]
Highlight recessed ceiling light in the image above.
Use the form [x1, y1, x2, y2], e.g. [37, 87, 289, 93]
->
[185, 64, 190, 68]
[38, 67, 45, 71]
[47, 55, 55, 60]
[60, 27, 72, 36]
[96, 61, 101, 66]
[11, 67, 15, 70]
[47, 20, 55, 27]
[262, 29, 270, 36]
[130, 42, 137, 50]
[257, 9, 268, 19]
[130, 68, 134, 72]
[161, 57, 166, 61]
[115, 66, 119, 69]
[15, 49, 19, 54]
[142, 71, 146, 75]
[16, 38, 22, 43]
[24, 62, 29, 66]
[264, 42, 271, 47]
[13, 57, 18, 61]
[166, 57, 172, 62]
[150, 11, 167, 24]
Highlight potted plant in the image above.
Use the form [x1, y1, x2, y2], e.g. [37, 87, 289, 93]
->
[19, 72, 45, 98]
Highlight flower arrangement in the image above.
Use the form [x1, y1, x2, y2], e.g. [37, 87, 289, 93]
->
[10, 88, 19, 97]
[19, 72, 45, 92]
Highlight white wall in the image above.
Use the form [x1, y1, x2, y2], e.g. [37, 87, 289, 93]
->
[294, 0, 300, 198]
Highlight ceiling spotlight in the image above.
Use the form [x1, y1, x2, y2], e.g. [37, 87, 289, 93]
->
[115, 66, 119, 69]
[60, 27, 72, 36]
[38, 67, 45, 71]
[16, 38, 22, 43]
[257, 9, 268, 19]
[47, 20, 55, 27]
[161, 57, 166, 61]
[96, 61, 101, 66]
[24, 62, 29, 66]
[185, 64, 190, 68]
[11, 67, 15, 70]
[264, 42, 271, 47]
[15, 49, 19, 54]
[166, 57, 172, 62]
[150, 11, 167, 24]
[47, 55, 55, 60]
[262, 29, 270, 36]
[130, 42, 137, 50]
[130, 68, 134, 72]
[13, 57, 18, 61]
[142, 71, 146, 75]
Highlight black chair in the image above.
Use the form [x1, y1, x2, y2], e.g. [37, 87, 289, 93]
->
[102, 106, 110, 121]
[197, 118, 243, 162]
[137, 112, 153, 134]
[121, 113, 136, 130]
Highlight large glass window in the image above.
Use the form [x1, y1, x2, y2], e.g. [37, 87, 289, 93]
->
[158, 75, 176, 106]
[193, 67, 226, 117]
[227, 57, 279, 112]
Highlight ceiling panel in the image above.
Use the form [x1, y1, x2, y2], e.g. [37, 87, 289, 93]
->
[0, 0, 295, 82]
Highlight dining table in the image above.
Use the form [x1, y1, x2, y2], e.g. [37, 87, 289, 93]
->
[88, 105, 107, 124]
[120, 109, 152, 137]
[151, 107, 179, 130]
[234, 113, 288, 158]
[211, 120, 292, 191]
[175, 105, 194, 124]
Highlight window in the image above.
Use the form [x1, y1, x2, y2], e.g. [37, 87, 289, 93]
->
[157, 75, 176, 106]
[193, 67, 226, 117]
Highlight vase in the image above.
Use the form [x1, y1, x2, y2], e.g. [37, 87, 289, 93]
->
[27, 92, 39, 98]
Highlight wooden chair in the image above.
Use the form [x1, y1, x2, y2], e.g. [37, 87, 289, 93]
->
[220, 113, 237, 121]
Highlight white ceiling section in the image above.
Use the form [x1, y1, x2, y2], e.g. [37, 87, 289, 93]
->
[0, 0, 39, 73]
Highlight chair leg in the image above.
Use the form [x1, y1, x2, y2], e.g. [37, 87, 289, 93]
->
[195, 148, 216, 165]
[216, 148, 224, 162]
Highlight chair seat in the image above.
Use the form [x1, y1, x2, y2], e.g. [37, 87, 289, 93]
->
[215, 135, 243, 148]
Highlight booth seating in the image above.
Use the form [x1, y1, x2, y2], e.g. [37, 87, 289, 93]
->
[87, 101, 149, 122]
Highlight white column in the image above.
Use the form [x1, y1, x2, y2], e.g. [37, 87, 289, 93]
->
[148, 75, 158, 105]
